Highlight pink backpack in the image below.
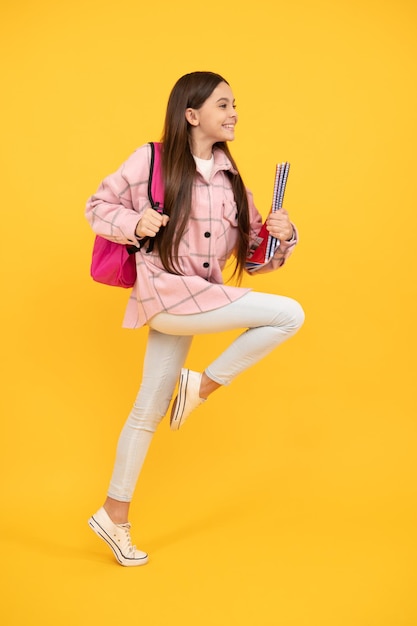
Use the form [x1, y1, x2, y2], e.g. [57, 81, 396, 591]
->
[90, 142, 164, 288]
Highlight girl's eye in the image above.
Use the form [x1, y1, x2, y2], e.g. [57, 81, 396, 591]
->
[219, 104, 227, 109]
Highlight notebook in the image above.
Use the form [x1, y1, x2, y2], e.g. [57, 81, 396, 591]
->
[245, 161, 290, 271]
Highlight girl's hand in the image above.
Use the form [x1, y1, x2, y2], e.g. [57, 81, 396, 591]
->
[266, 208, 293, 241]
[135, 208, 170, 239]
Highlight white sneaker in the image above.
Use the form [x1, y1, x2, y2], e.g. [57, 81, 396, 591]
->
[88, 507, 149, 566]
[170, 368, 206, 431]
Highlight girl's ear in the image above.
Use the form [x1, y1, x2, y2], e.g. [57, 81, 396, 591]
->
[185, 108, 199, 126]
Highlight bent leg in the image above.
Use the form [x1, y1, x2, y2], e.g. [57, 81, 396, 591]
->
[150, 291, 304, 386]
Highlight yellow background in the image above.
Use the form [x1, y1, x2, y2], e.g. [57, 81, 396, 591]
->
[1, 0, 416, 624]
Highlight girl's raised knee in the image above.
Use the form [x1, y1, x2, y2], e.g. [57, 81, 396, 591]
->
[279, 297, 305, 333]
[291, 300, 305, 330]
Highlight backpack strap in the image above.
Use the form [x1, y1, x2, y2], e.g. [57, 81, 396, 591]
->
[128, 142, 165, 255]
[148, 141, 164, 210]
[145, 142, 165, 254]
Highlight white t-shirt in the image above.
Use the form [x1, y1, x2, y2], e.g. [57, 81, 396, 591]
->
[193, 154, 214, 181]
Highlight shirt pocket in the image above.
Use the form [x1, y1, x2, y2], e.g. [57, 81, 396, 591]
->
[222, 199, 239, 228]
[221, 200, 239, 257]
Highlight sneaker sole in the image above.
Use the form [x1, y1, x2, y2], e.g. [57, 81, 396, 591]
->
[88, 516, 149, 567]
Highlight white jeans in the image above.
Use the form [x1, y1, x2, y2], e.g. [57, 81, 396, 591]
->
[107, 291, 304, 501]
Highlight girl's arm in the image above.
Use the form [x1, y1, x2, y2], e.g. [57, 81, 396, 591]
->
[246, 190, 298, 274]
[85, 144, 153, 246]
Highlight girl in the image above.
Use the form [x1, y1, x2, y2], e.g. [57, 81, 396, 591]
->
[85, 71, 304, 566]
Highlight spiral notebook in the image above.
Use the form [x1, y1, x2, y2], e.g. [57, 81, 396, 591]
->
[245, 161, 290, 271]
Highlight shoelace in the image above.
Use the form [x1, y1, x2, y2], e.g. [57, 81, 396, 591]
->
[117, 523, 137, 554]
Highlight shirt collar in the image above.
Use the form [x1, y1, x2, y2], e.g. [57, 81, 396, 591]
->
[212, 147, 238, 176]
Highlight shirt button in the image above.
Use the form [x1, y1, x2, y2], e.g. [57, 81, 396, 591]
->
[204, 231, 211, 238]
[203, 262, 210, 268]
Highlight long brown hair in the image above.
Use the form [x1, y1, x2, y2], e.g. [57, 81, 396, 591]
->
[158, 71, 250, 282]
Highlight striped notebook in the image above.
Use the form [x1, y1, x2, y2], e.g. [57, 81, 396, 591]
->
[245, 161, 290, 271]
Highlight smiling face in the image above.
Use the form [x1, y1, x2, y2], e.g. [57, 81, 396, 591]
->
[185, 82, 238, 157]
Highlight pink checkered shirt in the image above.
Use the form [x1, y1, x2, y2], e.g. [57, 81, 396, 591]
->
[86, 144, 297, 328]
